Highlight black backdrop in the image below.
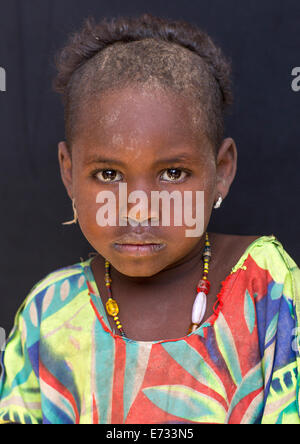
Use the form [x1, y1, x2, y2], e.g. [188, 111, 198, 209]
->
[0, 0, 299, 335]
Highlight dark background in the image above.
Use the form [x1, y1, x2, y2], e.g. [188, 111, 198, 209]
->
[0, 0, 299, 334]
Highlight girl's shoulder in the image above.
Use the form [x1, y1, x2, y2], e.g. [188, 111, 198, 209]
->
[209, 232, 300, 313]
[219, 233, 300, 317]
[228, 233, 299, 278]
[210, 231, 299, 277]
[13, 257, 92, 328]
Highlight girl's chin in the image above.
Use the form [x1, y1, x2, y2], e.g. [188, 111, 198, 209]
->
[111, 258, 168, 277]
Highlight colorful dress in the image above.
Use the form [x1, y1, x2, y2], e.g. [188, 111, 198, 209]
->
[1, 234, 300, 424]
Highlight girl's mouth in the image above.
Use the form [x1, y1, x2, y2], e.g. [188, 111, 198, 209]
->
[113, 231, 166, 255]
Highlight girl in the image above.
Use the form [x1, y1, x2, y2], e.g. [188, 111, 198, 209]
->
[0, 13, 299, 425]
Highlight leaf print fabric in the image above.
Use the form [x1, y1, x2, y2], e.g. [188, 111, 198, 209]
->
[0, 235, 300, 424]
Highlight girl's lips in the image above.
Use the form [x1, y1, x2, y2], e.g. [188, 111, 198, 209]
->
[113, 243, 166, 255]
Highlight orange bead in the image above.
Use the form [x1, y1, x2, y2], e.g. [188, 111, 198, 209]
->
[106, 298, 119, 317]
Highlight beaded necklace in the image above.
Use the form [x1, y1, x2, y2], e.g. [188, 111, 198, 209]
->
[104, 232, 211, 338]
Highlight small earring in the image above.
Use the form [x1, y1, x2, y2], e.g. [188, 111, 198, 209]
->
[214, 195, 223, 209]
[62, 198, 78, 225]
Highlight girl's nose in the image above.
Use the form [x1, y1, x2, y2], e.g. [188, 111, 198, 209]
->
[118, 181, 160, 226]
[119, 210, 160, 227]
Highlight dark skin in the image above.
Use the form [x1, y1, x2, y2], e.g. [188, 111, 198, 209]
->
[58, 85, 260, 342]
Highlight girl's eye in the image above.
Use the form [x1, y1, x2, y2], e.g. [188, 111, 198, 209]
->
[94, 169, 123, 182]
[160, 168, 189, 182]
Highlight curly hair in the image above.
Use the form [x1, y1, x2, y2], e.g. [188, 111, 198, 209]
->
[53, 13, 233, 154]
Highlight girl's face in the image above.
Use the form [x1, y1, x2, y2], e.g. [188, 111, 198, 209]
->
[58, 86, 237, 277]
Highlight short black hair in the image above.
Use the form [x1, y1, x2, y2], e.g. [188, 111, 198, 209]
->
[53, 13, 234, 155]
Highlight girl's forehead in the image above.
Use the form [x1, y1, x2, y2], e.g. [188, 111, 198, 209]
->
[73, 86, 207, 152]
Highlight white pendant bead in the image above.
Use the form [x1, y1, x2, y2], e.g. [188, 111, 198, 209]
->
[191, 291, 207, 325]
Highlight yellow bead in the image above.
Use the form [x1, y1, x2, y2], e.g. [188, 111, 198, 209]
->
[106, 298, 119, 317]
[117, 324, 123, 329]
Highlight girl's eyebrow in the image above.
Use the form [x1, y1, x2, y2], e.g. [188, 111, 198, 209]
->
[153, 155, 195, 165]
[84, 156, 126, 166]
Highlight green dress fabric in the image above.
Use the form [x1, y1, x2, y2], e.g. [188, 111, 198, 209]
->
[0, 235, 300, 424]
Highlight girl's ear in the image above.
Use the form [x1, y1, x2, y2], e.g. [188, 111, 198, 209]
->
[215, 137, 238, 200]
[58, 141, 73, 200]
